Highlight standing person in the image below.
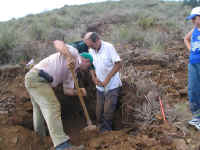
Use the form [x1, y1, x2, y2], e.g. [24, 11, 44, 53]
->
[25, 40, 93, 150]
[70, 40, 89, 54]
[184, 7, 200, 130]
[84, 32, 122, 132]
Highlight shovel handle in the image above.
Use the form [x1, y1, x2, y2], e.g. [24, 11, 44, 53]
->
[69, 67, 92, 125]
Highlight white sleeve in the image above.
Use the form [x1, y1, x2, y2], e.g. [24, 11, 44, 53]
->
[89, 48, 93, 55]
[109, 45, 121, 63]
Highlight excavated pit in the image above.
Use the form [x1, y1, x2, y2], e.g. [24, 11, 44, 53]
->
[1, 42, 199, 150]
[55, 71, 124, 145]
[0, 66, 125, 149]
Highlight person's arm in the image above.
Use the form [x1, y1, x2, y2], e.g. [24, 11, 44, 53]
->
[53, 40, 72, 57]
[88, 49, 103, 86]
[53, 40, 75, 68]
[102, 62, 122, 87]
[63, 73, 87, 96]
[90, 69, 103, 86]
[184, 29, 194, 51]
[63, 88, 87, 96]
[102, 45, 122, 87]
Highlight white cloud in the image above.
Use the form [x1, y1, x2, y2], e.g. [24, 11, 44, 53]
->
[0, 0, 118, 21]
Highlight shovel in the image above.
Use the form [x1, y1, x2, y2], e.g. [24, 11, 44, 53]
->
[69, 66, 97, 132]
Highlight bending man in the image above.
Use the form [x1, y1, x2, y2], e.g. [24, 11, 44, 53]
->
[25, 41, 93, 150]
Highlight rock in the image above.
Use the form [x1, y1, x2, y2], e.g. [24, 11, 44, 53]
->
[0, 110, 8, 114]
[10, 136, 18, 144]
[173, 139, 188, 150]
[88, 138, 103, 148]
[0, 125, 49, 149]
[186, 138, 192, 144]
[132, 48, 175, 67]
[0, 64, 21, 72]
[160, 135, 173, 145]
[0, 64, 22, 78]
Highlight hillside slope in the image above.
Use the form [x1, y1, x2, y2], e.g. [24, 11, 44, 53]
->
[0, 0, 191, 64]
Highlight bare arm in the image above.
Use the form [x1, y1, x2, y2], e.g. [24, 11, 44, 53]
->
[90, 69, 96, 80]
[63, 88, 87, 96]
[53, 40, 72, 58]
[184, 29, 194, 51]
[90, 69, 102, 86]
[53, 40, 76, 68]
[102, 61, 122, 87]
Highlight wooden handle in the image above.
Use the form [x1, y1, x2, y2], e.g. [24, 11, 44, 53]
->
[69, 67, 92, 125]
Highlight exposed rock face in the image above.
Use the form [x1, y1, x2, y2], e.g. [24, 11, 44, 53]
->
[130, 48, 176, 67]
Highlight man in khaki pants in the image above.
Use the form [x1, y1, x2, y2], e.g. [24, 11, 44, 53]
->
[25, 41, 93, 150]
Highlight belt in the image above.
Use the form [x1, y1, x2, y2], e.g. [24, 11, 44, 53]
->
[30, 68, 53, 83]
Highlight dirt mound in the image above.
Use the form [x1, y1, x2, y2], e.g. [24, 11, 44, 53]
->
[0, 125, 51, 150]
[81, 123, 189, 150]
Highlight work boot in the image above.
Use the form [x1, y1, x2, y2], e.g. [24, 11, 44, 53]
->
[62, 145, 84, 150]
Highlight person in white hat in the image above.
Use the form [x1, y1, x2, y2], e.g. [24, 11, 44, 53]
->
[184, 7, 200, 130]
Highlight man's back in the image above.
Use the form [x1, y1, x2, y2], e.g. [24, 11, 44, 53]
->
[34, 45, 80, 87]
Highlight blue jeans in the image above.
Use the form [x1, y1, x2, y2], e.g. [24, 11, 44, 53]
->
[188, 63, 200, 119]
[96, 88, 120, 132]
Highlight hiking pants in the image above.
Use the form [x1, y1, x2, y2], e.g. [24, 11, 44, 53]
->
[25, 69, 69, 147]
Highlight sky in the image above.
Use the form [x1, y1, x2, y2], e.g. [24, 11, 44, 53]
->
[0, 0, 119, 22]
[0, 0, 182, 22]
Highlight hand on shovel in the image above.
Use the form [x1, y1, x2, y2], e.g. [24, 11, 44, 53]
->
[80, 88, 87, 96]
[93, 77, 103, 87]
[53, 40, 76, 69]
[67, 57, 76, 70]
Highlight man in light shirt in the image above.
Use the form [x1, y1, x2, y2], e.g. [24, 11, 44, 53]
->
[25, 41, 93, 150]
[84, 32, 122, 132]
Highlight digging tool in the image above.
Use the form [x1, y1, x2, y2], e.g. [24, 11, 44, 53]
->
[69, 66, 97, 132]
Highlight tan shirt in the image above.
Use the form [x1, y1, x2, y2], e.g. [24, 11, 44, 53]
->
[34, 45, 80, 89]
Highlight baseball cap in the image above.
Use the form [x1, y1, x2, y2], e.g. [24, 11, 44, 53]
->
[80, 52, 93, 64]
[186, 7, 200, 20]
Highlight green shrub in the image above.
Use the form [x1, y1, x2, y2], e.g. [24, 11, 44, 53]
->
[110, 24, 145, 45]
[144, 30, 167, 52]
[0, 25, 17, 64]
[46, 15, 74, 29]
[138, 16, 158, 30]
[29, 22, 49, 41]
[183, 0, 200, 7]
